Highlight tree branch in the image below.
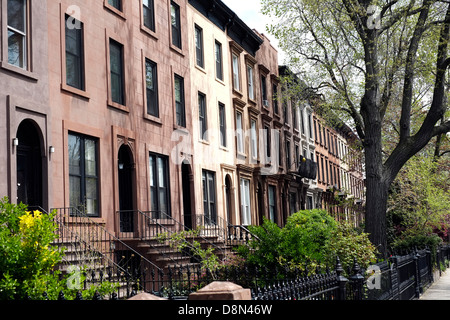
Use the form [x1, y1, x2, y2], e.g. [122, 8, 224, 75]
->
[399, 0, 432, 142]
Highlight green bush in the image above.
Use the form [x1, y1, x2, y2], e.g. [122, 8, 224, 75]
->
[236, 210, 378, 275]
[324, 222, 378, 272]
[0, 198, 119, 300]
[0, 198, 63, 299]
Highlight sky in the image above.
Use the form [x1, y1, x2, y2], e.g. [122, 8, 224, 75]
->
[221, 0, 286, 63]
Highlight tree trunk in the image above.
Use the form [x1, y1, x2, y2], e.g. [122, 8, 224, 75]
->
[361, 91, 390, 257]
[365, 173, 389, 257]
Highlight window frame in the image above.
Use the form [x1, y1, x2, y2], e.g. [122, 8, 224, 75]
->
[145, 58, 159, 118]
[174, 73, 186, 128]
[231, 52, 240, 92]
[6, 0, 28, 70]
[202, 170, 217, 224]
[2, 0, 38, 80]
[194, 24, 204, 68]
[149, 152, 171, 217]
[268, 185, 277, 223]
[219, 102, 227, 148]
[215, 40, 223, 81]
[247, 64, 255, 101]
[68, 132, 100, 217]
[170, 1, 182, 49]
[236, 111, 244, 155]
[108, 38, 126, 108]
[250, 119, 258, 162]
[198, 91, 208, 141]
[142, 0, 155, 32]
[240, 177, 252, 226]
[64, 14, 85, 91]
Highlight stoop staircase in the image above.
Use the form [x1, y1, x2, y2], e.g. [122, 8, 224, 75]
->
[51, 207, 164, 299]
[116, 210, 230, 271]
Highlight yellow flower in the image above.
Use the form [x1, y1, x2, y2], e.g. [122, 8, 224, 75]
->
[19, 212, 35, 230]
[33, 210, 42, 219]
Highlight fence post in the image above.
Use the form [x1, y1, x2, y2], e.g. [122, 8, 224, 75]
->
[414, 249, 421, 299]
[349, 258, 364, 300]
[335, 257, 348, 300]
[390, 256, 400, 300]
[436, 247, 441, 276]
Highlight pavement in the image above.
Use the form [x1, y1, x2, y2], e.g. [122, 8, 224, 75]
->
[420, 271, 450, 300]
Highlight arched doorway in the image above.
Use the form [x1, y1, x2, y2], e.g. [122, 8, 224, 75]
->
[225, 175, 232, 224]
[16, 120, 43, 208]
[118, 144, 135, 232]
[182, 162, 193, 230]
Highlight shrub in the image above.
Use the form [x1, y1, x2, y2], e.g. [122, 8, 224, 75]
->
[237, 210, 338, 273]
[0, 198, 62, 299]
[324, 222, 378, 272]
[236, 210, 378, 275]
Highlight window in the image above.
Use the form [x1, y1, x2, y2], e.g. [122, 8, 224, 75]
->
[273, 84, 279, 114]
[219, 102, 226, 147]
[198, 92, 207, 140]
[202, 170, 217, 224]
[145, 58, 158, 117]
[307, 196, 313, 210]
[308, 113, 313, 139]
[195, 25, 204, 68]
[109, 39, 125, 105]
[268, 185, 277, 223]
[240, 178, 251, 225]
[68, 133, 99, 216]
[143, 0, 155, 31]
[265, 125, 271, 160]
[232, 53, 240, 91]
[295, 145, 300, 169]
[261, 75, 268, 107]
[108, 0, 122, 11]
[149, 153, 170, 217]
[174, 74, 186, 127]
[65, 14, 85, 90]
[278, 131, 282, 167]
[236, 112, 244, 154]
[7, 0, 28, 69]
[251, 119, 257, 160]
[215, 41, 223, 80]
[290, 192, 297, 214]
[293, 106, 299, 129]
[286, 140, 291, 170]
[247, 65, 255, 100]
[170, 2, 181, 49]
[300, 109, 305, 135]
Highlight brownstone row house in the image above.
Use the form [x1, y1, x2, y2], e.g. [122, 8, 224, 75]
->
[313, 114, 365, 225]
[0, 0, 365, 272]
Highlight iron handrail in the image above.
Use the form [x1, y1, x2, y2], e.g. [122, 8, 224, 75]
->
[53, 207, 164, 296]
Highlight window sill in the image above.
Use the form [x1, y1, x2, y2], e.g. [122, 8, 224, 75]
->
[199, 139, 210, 146]
[169, 44, 184, 57]
[104, 2, 126, 20]
[237, 152, 247, 160]
[173, 125, 188, 134]
[140, 25, 158, 40]
[108, 99, 129, 113]
[215, 77, 225, 86]
[61, 83, 90, 100]
[232, 88, 243, 98]
[1, 62, 38, 81]
[195, 64, 207, 75]
[144, 114, 162, 125]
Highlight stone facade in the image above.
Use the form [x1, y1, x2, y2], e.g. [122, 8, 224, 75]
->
[0, 0, 365, 268]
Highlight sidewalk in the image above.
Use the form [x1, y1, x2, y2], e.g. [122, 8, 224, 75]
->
[420, 271, 450, 300]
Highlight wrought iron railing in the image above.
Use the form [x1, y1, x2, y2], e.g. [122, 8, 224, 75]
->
[52, 207, 165, 297]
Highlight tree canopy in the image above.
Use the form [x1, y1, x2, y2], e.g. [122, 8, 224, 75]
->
[262, 0, 450, 256]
